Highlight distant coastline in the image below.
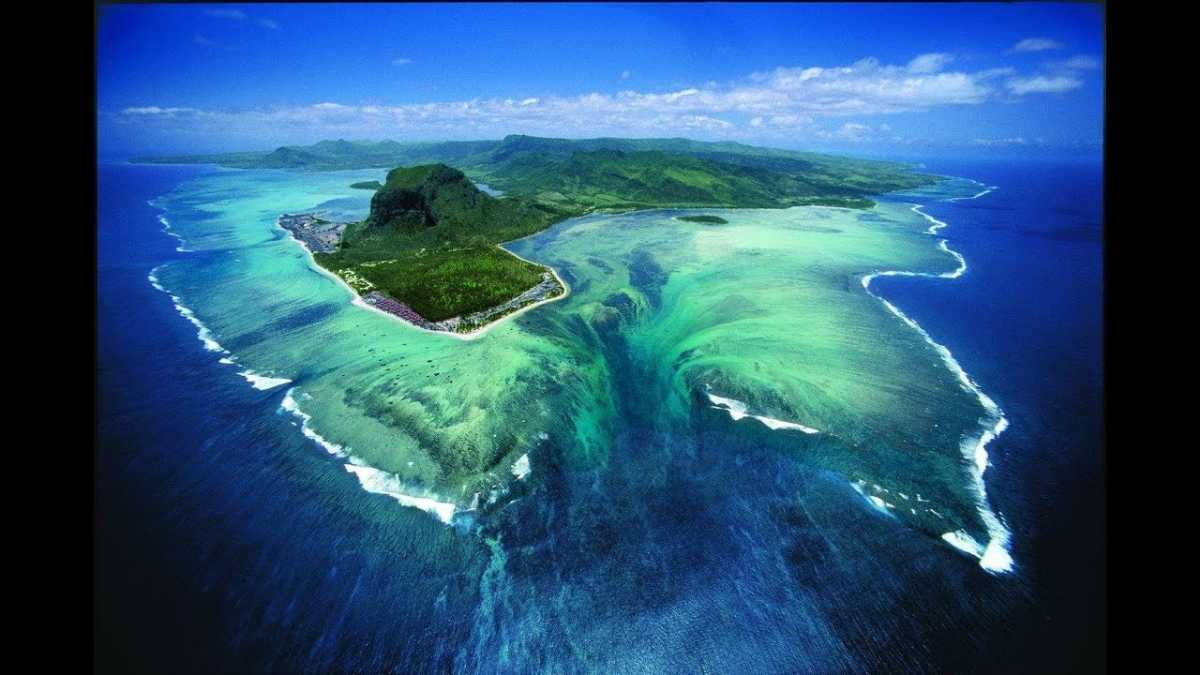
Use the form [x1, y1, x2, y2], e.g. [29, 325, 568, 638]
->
[208, 135, 940, 340]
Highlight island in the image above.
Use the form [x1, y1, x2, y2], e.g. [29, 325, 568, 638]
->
[140, 135, 1025, 576]
[149, 135, 940, 336]
[288, 164, 573, 335]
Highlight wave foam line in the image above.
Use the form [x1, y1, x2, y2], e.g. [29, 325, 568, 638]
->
[149, 265, 227, 354]
[947, 179, 997, 202]
[149, 265, 293, 393]
[156, 213, 191, 253]
[851, 482, 896, 517]
[860, 190, 1014, 575]
[705, 387, 820, 434]
[238, 370, 292, 390]
[279, 388, 457, 524]
[279, 388, 349, 458]
[511, 454, 531, 480]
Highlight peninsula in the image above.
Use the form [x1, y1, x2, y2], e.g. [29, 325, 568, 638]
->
[287, 164, 572, 335]
[153, 135, 941, 334]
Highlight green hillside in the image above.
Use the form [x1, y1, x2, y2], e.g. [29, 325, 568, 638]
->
[143, 136, 941, 325]
[478, 148, 876, 210]
[314, 164, 573, 322]
[134, 134, 938, 209]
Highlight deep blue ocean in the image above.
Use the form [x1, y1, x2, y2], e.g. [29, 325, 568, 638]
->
[96, 156, 1104, 673]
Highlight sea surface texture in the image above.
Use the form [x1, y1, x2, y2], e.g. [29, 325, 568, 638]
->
[97, 157, 1104, 674]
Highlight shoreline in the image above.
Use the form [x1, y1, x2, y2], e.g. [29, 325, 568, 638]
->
[279, 388, 458, 524]
[154, 177, 1012, 534]
[148, 264, 294, 391]
[859, 178, 1014, 574]
[277, 216, 572, 342]
[145, 199, 477, 526]
[284, 199, 906, 342]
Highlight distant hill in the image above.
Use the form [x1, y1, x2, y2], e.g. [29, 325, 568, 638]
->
[483, 148, 878, 210]
[134, 134, 938, 209]
[136, 138, 496, 171]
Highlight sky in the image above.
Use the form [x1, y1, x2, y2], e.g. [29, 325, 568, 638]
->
[97, 3, 1105, 159]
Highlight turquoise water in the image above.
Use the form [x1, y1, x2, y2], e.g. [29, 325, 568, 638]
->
[98, 159, 1103, 672]
[148, 166, 1001, 558]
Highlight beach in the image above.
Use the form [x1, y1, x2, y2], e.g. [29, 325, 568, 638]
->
[277, 211, 572, 341]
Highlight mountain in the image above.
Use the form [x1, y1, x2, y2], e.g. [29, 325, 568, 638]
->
[339, 164, 569, 253]
[135, 139, 496, 170]
[314, 164, 572, 322]
[480, 148, 877, 210]
[133, 134, 938, 208]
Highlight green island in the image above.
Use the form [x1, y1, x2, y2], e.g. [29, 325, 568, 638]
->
[676, 215, 729, 224]
[304, 164, 572, 333]
[349, 180, 383, 190]
[144, 135, 939, 333]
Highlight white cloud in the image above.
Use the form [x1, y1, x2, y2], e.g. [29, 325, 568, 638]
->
[204, 9, 247, 21]
[1011, 38, 1063, 53]
[1006, 75, 1082, 95]
[110, 52, 1093, 144]
[674, 114, 733, 130]
[204, 8, 279, 30]
[809, 122, 873, 142]
[835, 122, 871, 141]
[907, 53, 954, 74]
[663, 88, 700, 102]
[748, 57, 992, 113]
[120, 106, 198, 116]
[973, 137, 1028, 146]
[1054, 55, 1101, 71]
[621, 70, 631, 80]
[392, 57, 413, 66]
[756, 113, 813, 128]
[975, 67, 1018, 80]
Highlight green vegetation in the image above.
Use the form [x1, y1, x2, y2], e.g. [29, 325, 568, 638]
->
[135, 134, 939, 210]
[469, 140, 927, 211]
[144, 136, 940, 324]
[677, 215, 729, 224]
[343, 247, 546, 321]
[330, 164, 572, 257]
[314, 164, 574, 321]
[349, 180, 383, 190]
[135, 138, 498, 171]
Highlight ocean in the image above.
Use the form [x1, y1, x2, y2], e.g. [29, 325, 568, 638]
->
[96, 156, 1103, 673]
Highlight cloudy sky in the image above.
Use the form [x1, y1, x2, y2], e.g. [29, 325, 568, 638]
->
[97, 3, 1104, 158]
